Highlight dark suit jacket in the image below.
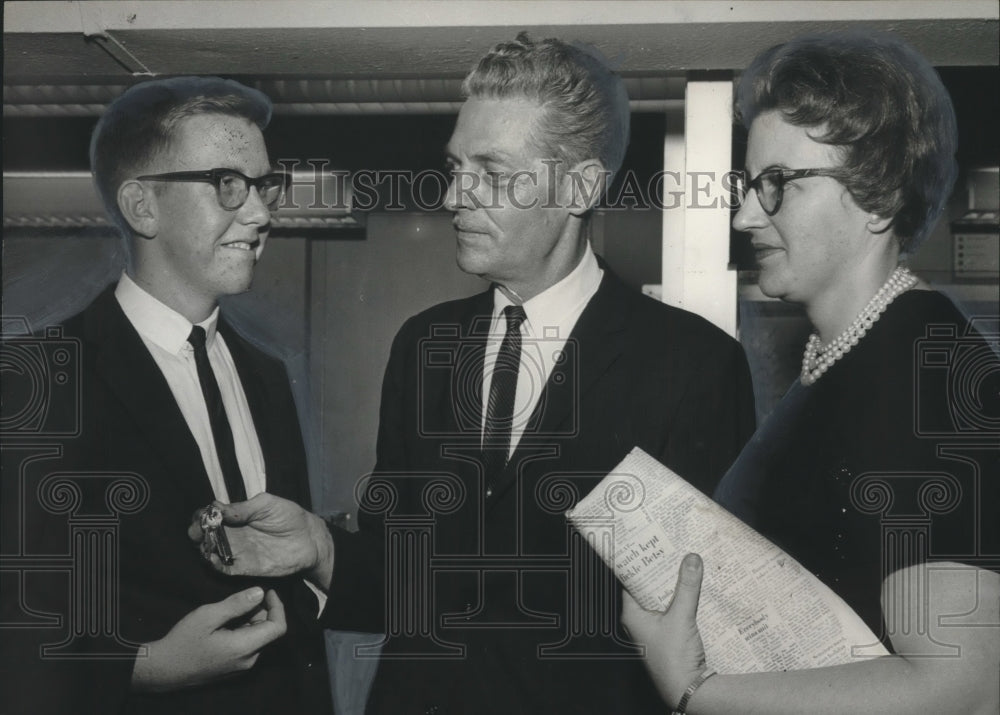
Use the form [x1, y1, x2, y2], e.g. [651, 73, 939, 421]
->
[324, 269, 756, 714]
[0, 286, 332, 714]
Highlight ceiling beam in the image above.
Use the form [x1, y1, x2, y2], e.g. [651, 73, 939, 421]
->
[5, 1, 998, 32]
[4, 1, 997, 84]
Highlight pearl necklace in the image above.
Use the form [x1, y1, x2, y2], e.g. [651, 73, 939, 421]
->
[800, 266, 918, 386]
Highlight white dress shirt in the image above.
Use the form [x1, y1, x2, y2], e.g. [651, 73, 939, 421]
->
[116, 274, 328, 610]
[483, 244, 604, 456]
[115, 273, 266, 501]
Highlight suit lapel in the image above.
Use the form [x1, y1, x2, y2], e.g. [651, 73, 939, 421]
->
[431, 290, 493, 441]
[86, 288, 215, 506]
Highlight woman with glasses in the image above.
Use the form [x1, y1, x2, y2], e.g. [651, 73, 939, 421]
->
[622, 31, 999, 714]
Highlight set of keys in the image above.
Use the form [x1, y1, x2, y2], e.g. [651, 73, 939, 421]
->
[199, 504, 235, 565]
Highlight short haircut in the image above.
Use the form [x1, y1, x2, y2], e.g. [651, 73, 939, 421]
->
[462, 31, 630, 181]
[735, 30, 958, 251]
[90, 76, 273, 238]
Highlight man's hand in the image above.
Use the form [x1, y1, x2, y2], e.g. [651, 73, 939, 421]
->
[188, 494, 334, 589]
[131, 587, 285, 693]
[621, 553, 709, 709]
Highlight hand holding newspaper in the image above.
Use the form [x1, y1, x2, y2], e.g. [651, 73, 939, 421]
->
[566, 447, 888, 673]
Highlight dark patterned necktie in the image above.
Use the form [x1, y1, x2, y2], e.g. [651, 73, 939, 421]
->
[188, 326, 247, 502]
[481, 305, 527, 493]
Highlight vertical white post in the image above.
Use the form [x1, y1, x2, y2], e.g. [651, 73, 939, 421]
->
[660, 109, 686, 308]
[661, 80, 737, 337]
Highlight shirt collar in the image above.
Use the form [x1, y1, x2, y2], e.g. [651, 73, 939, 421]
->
[115, 272, 220, 354]
[492, 244, 603, 336]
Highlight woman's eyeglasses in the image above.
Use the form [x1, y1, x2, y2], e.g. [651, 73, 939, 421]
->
[136, 169, 291, 211]
[737, 168, 846, 216]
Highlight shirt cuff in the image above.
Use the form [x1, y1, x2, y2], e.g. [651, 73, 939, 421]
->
[303, 579, 328, 617]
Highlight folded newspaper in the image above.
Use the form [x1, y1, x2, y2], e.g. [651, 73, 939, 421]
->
[566, 447, 888, 673]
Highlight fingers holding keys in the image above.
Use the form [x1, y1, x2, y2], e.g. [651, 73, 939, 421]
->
[188, 495, 277, 576]
[199, 495, 263, 527]
[188, 504, 210, 544]
[187, 493, 335, 587]
[188, 496, 265, 545]
[190, 501, 236, 573]
[199, 503, 234, 565]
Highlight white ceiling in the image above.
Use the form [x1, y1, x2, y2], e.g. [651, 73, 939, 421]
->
[4, 1, 999, 109]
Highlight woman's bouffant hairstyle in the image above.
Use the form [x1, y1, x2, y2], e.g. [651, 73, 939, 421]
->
[90, 76, 272, 238]
[462, 31, 630, 182]
[735, 31, 958, 251]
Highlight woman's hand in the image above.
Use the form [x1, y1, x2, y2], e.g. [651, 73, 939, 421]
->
[621, 552, 709, 708]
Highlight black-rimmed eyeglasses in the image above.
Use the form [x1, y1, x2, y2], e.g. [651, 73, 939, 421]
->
[136, 169, 291, 211]
[736, 168, 846, 216]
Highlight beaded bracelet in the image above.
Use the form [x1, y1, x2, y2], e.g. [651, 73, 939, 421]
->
[670, 668, 717, 715]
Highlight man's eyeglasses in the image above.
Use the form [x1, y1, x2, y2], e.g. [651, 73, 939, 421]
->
[136, 169, 291, 211]
[736, 168, 846, 216]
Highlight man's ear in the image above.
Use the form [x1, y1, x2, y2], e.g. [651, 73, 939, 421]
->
[117, 180, 158, 238]
[561, 159, 610, 216]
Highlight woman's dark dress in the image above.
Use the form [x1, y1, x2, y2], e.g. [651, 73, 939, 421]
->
[715, 290, 999, 646]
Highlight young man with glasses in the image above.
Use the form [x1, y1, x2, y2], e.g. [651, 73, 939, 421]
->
[1, 77, 332, 714]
